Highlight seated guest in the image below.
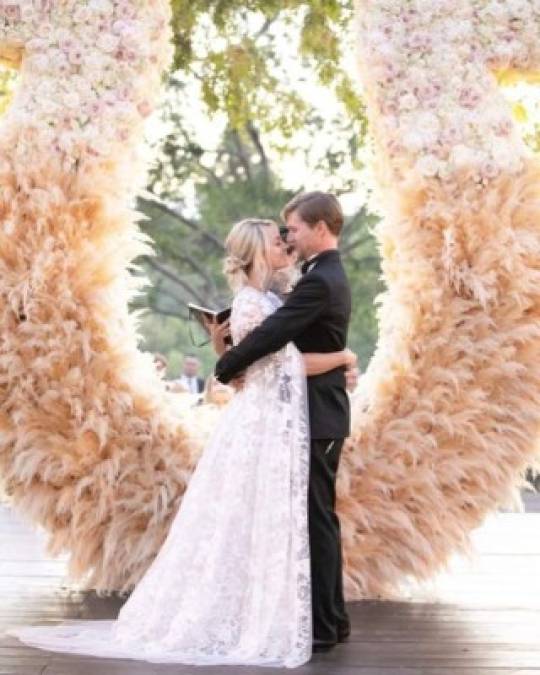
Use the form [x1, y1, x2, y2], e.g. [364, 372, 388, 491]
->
[153, 352, 168, 377]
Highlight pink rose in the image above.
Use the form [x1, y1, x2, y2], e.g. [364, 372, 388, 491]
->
[137, 100, 152, 117]
[4, 5, 21, 22]
[481, 161, 500, 179]
[458, 87, 481, 109]
[493, 118, 512, 136]
[68, 48, 84, 65]
[86, 101, 106, 117]
[59, 38, 76, 53]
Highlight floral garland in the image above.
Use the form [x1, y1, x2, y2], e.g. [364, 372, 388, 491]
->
[357, 0, 540, 183]
[1, 0, 172, 172]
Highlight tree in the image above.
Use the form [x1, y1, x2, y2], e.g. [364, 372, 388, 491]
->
[134, 120, 382, 374]
[168, 1, 365, 139]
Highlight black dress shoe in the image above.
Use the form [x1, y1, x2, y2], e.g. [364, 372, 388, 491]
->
[312, 639, 337, 653]
[337, 625, 351, 643]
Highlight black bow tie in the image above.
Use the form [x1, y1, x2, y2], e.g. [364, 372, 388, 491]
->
[301, 258, 316, 275]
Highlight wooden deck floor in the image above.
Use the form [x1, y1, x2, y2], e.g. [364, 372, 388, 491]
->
[2, 493, 540, 675]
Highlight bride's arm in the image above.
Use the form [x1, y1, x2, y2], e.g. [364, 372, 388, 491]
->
[303, 348, 357, 376]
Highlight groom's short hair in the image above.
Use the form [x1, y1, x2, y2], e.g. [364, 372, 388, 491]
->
[281, 191, 344, 236]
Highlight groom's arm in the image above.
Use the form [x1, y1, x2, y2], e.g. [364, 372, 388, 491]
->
[215, 274, 329, 384]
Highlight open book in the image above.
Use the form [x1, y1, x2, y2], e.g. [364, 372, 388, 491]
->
[188, 303, 232, 347]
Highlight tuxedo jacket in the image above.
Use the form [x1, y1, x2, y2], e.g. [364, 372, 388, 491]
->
[215, 249, 351, 439]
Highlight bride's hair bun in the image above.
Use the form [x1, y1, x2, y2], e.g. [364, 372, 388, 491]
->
[224, 218, 276, 291]
[223, 253, 248, 277]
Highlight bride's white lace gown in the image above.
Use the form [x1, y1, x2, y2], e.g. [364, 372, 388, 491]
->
[8, 286, 312, 668]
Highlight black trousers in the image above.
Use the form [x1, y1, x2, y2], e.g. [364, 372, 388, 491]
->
[309, 438, 349, 642]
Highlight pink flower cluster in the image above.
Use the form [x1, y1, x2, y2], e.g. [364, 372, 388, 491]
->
[357, 0, 540, 182]
[0, 0, 173, 166]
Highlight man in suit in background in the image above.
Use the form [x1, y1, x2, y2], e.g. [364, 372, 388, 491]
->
[177, 354, 205, 394]
[215, 191, 353, 652]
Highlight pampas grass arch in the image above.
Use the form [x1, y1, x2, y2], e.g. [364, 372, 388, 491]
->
[1, 0, 540, 599]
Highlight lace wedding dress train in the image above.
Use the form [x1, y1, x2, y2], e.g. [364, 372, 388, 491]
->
[8, 287, 312, 668]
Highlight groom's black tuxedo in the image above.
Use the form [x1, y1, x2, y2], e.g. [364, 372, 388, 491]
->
[215, 249, 351, 439]
[215, 248, 352, 645]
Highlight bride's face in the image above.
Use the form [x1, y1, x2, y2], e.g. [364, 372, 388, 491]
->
[264, 224, 290, 271]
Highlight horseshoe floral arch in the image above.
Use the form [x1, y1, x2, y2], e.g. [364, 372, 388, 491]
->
[1, 0, 540, 599]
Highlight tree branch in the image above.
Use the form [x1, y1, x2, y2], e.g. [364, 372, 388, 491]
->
[230, 129, 252, 180]
[143, 256, 209, 305]
[254, 13, 279, 39]
[138, 193, 225, 252]
[246, 120, 269, 182]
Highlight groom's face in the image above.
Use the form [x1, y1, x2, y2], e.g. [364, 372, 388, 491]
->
[284, 209, 318, 260]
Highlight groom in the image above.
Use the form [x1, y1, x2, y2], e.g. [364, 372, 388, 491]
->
[215, 191, 352, 652]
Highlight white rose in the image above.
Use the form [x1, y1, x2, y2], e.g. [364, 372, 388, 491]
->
[415, 154, 440, 178]
[450, 144, 477, 169]
[49, 48, 69, 71]
[37, 23, 54, 39]
[490, 139, 522, 166]
[20, 4, 35, 22]
[484, 1, 508, 20]
[30, 53, 51, 73]
[404, 112, 440, 147]
[88, 0, 114, 15]
[416, 111, 440, 132]
[374, 41, 399, 60]
[74, 6, 92, 23]
[443, 19, 473, 41]
[402, 128, 425, 152]
[120, 25, 145, 50]
[97, 33, 120, 54]
[507, 0, 532, 17]
[83, 52, 108, 72]
[101, 69, 119, 87]
[55, 28, 74, 45]
[71, 75, 93, 99]
[117, 101, 138, 122]
[399, 93, 418, 111]
[36, 80, 56, 100]
[26, 38, 49, 53]
[40, 98, 60, 115]
[63, 91, 81, 109]
[414, 0, 437, 15]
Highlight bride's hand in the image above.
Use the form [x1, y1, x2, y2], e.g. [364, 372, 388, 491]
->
[205, 317, 231, 356]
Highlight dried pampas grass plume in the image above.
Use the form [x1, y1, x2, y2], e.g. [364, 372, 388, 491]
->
[338, 167, 540, 598]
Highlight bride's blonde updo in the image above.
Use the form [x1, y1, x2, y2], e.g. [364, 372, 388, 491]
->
[224, 218, 276, 291]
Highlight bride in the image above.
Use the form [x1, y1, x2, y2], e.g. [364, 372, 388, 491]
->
[8, 218, 356, 668]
